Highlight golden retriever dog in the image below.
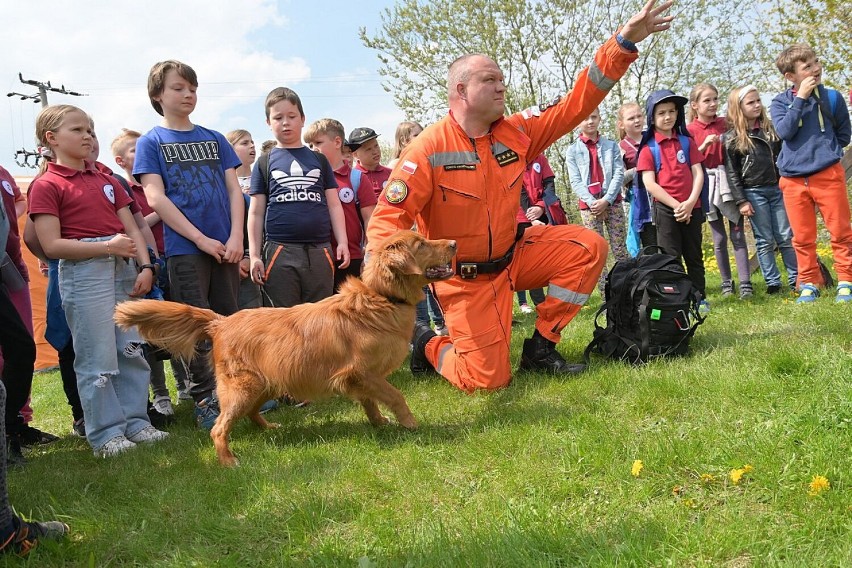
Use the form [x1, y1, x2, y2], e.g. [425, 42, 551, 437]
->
[115, 231, 456, 466]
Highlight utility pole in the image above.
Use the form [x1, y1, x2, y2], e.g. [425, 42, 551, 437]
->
[6, 73, 87, 168]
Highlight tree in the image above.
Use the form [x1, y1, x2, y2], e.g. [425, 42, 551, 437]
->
[760, 0, 851, 92]
[360, 0, 790, 208]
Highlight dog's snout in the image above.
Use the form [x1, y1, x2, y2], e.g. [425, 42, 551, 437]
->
[448, 240, 457, 251]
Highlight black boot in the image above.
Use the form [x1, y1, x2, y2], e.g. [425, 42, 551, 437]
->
[6, 435, 26, 467]
[410, 323, 437, 375]
[518, 332, 586, 374]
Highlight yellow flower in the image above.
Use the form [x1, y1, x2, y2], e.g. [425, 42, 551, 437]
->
[700, 473, 715, 483]
[631, 459, 644, 477]
[682, 498, 697, 509]
[743, 464, 754, 474]
[729, 468, 745, 485]
[808, 475, 830, 496]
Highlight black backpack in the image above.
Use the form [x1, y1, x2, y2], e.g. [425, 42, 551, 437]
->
[584, 249, 705, 364]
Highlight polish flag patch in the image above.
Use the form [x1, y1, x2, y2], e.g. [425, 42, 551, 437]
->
[401, 160, 417, 175]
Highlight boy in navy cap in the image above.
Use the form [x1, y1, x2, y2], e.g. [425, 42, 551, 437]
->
[349, 127, 392, 200]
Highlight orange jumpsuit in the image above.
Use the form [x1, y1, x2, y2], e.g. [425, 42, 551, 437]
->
[366, 36, 638, 392]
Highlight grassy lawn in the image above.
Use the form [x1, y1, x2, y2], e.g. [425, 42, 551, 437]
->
[8, 271, 851, 566]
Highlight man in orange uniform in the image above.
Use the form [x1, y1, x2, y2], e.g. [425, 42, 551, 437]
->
[366, 1, 674, 393]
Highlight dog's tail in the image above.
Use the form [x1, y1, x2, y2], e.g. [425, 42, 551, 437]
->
[114, 299, 222, 361]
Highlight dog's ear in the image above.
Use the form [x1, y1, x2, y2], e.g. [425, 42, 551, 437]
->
[388, 249, 423, 276]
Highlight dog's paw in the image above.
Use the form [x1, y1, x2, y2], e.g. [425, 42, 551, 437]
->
[369, 415, 391, 427]
[265, 422, 281, 430]
[399, 417, 419, 430]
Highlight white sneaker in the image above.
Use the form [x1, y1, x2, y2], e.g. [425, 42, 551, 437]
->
[177, 389, 193, 402]
[519, 304, 534, 314]
[95, 435, 136, 458]
[434, 325, 449, 336]
[127, 425, 169, 444]
[153, 395, 174, 416]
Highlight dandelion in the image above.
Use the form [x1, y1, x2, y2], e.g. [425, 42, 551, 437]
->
[729, 468, 745, 485]
[682, 498, 697, 509]
[808, 475, 830, 496]
[700, 473, 715, 483]
[631, 460, 644, 477]
[743, 464, 754, 474]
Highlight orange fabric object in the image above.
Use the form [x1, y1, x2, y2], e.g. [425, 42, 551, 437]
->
[18, 213, 57, 371]
[780, 162, 852, 285]
[425, 224, 607, 392]
[367, 35, 637, 262]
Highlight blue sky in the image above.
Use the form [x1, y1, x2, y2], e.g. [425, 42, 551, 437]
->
[1, 0, 406, 178]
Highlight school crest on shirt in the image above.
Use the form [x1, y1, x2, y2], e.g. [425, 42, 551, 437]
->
[533, 162, 541, 173]
[676, 150, 686, 164]
[385, 180, 408, 204]
[338, 186, 355, 204]
[103, 184, 115, 204]
[2, 180, 13, 196]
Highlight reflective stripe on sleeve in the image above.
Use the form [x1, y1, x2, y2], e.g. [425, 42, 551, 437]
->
[588, 61, 617, 92]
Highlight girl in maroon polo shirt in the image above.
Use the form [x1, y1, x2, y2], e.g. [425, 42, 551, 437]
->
[27, 105, 167, 458]
[687, 83, 753, 300]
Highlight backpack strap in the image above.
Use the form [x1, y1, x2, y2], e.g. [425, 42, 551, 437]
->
[112, 174, 133, 199]
[350, 167, 362, 209]
[258, 151, 271, 191]
[648, 138, 662, 172]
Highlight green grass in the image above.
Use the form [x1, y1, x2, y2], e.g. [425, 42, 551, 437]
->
[8, 277, 851, 566]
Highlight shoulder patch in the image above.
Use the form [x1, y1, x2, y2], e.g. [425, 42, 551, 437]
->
[385, 180, 408, 204]
[538, 96, 561, 113]
[495, 149, 520, 167]
[521, 106, 541, 120]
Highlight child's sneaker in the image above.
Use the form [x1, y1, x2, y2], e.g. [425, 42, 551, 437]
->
[177, 389, 193, 402]
[739, 282, 753, 300]
[519, 303, 534, 314]
[195, 396, 220, 430]
[836, 281, 852, 303]
[95, 435, 136, 458]
[434, 324, 449, 336]
[259, 399, 279, 414]
[152, 395, 174, 416]
[766, 284, 782, 295]
[796, 283, 820, 304]
[71, 418, 86, 438]
[0, 515, 69, 556]
[721, 281, 734, 297]
[127, 425, 169, 444]
[698, 299, 711, 315]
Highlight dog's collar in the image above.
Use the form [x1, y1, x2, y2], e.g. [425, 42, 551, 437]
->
[383, 294, 410, 305]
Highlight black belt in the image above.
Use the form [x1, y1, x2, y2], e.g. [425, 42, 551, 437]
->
[457, 244, 515, 280]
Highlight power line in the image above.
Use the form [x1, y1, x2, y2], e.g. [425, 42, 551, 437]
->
[6, 74, 87, 169]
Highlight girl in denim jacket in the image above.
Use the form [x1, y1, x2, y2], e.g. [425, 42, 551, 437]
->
[566, 107, 629, 295]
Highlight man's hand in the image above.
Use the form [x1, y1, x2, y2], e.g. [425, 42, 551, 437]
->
[620, 0, 674, 44]
[739, 202, 754, 217]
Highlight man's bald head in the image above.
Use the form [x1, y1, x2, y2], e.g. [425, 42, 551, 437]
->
[448, 54, 496, 99]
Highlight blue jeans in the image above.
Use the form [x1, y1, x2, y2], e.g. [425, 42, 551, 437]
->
[59, 240, 151, 450]
[415, 286, 444, 327]
[745, 185, 798, 288]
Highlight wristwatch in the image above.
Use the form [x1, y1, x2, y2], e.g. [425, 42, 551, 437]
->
[138, 263, 158, 276]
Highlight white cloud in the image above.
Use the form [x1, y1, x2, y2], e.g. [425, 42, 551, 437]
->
[2, 0, 407, 177]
